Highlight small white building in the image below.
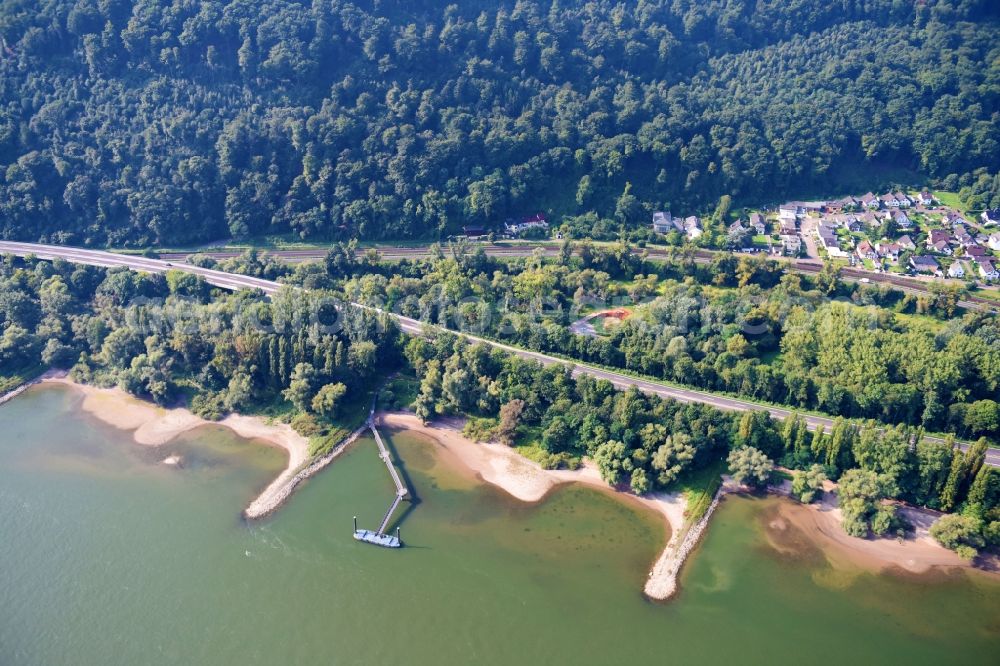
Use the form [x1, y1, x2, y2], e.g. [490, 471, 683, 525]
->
[947, 262, 965, 279]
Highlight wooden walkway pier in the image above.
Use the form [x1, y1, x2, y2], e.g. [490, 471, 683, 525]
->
[353, 394, 409, 548]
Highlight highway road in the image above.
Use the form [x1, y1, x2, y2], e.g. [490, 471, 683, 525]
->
[158, 243, 996, 312]
[3, 240, 997, 467]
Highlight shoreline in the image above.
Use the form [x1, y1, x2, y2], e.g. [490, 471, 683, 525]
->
[34, 377, 316, 518]
[378, 411, 688, 599]
[380, 411, 999, 597]
[762, 479, 1000, 578]
[0, 368, 67, 406]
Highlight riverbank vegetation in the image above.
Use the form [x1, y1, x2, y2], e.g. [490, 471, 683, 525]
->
[303, 241, 999, 439]
[0, 254, 399, 453]
[0, 1, 997, 246]
[2, 252, 998, 550]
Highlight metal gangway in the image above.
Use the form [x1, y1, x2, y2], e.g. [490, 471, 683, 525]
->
[353, 390, 409, 548]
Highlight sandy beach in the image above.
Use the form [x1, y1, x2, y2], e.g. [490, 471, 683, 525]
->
[39, 377, 311, 517]
[763, 489, 997, 577]
[379, 411, 688, 597]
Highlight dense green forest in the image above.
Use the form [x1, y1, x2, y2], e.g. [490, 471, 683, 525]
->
[2, 253, 997, 551]
[1, 0, 998, 246]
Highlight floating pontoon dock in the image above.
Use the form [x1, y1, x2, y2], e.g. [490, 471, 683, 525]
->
[353, 396, 409, 548]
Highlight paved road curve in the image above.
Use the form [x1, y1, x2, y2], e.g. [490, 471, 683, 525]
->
[3, 240, 997, 468]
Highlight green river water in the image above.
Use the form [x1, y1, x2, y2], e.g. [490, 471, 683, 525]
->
[1, 385, 999, 665]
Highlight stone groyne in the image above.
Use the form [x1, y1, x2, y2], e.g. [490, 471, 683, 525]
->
[244, 425, 368, 519]
[644, 486, 725, 601]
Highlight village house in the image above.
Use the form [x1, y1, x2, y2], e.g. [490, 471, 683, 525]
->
[944, 211, 969, 227]
[931, 240, 953, 255]
[748, 213, 767, 234]
[880, 193, 899, 208]
[919, 191, 934, 206]
[952, 225, 973, 246]
[842, 214, 863, 232]
[891, 209, 912, 229]
[910, 255, 940, 274]
[927, 229, 951, 250]
[779, 219, 797, 235]
[861, 192, 880, 209]
[652, 211, 675, 234]
[683, 215, 703, 239]
[778, 204, 802, 225]
[988, 233, 1000, 252]
[856, 239, 877, 261]
[981, 209, 1000, 227]
[505, 213, 548, 235]
[780, 234, 801, 255]
[832, 195, 860, 212]
[896, 234, 916, 251]
[978, 259, 999, 281]
[965, 245, 988, 261]
[816, 223, 845, 257]
[877, 241, 902, 262]
[948, 262, 965, 278]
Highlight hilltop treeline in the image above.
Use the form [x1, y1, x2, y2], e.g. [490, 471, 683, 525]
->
[1, 0, 998, 245]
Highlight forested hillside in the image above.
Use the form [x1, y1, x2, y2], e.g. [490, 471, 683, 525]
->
[1, 0, 998, 246]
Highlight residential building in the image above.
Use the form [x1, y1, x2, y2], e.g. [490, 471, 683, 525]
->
[931, 240, 953, 255]
[988, 233, 1000, 252]
[944, 211, 969, 227]
[919, 191, 934, 206]
[978, 259, 999, 281]
[948, 262, 965, 278]
[748, 213, 767, 235]
[683, 215, 703, 239]
[842, 214, 863, 232]
[881, 193, 901, 208]
[780, 234, 801, 255]
[778, 205, 801, 224]
[927, 229, 951, 248]
[981, 209, 1000, 226]
[896, 235, 916, 251]
[877, 242, 902, 262]
[861, 192, 880, 209]
[856, 240, 877, 261]
[816, 223, 845, 257]
[965, 245, 988, 261]
[910, 255, 940, 274]
[652, 211, 675, 234]
[952, 225, 973, 246]
[505, 213, 548, 235]
[891, 209, 912, 229]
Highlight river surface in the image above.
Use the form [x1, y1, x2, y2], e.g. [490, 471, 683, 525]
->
[1, 385, 998, 665]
